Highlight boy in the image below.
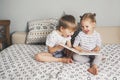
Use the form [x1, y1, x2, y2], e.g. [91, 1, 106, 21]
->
[35, 15, 77, 63]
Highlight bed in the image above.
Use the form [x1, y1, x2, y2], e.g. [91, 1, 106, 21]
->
[0, 43, 120, 80]
[1, 19, 120, 80]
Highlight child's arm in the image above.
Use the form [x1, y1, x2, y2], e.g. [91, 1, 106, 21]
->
[74, 46, 92, 52]
[48, 45, 64, 54]
[66, 40, 72, 48]
[92, 33, 101, 52]
[65, 40, 73, 55]
[73, 46, 83, 52]
[91, 46, 100, 52]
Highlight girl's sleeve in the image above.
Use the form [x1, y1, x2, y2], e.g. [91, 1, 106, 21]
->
[46, 34, 56, 47]
[96, 33, 102, 47]
[73, 33, 81, 47]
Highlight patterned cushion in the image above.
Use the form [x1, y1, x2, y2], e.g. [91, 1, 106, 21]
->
[26, 18, 58, 44]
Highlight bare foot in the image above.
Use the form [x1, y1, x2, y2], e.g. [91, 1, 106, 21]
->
[87, 65, 98, 75]
[60, 58, 73, 63]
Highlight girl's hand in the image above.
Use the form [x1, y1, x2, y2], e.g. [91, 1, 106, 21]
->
[74, 46, 83, 52]
[83, 50, 91, 53]
[91, 46, 100, 52]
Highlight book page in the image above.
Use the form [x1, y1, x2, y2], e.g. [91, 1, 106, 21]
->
[59, 43, 100, 55]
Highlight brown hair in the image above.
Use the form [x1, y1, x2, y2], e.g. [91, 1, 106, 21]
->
[80, 13, 96, 23]
[57, 15, 77, 31]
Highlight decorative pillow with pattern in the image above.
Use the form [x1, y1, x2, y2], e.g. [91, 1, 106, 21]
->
[26, 18, 58, 44]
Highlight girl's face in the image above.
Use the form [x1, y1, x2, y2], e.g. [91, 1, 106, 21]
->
[60, 27, 75, 38]
[81, 19, 95, 34]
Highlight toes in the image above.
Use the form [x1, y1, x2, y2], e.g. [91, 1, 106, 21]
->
[69, 59, 73, 63]
[94, 67, 98, 75]
[87, 68, 96, 75]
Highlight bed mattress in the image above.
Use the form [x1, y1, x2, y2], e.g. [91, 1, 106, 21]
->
[0, 44, 120, 80]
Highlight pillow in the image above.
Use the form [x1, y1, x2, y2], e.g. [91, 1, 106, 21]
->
[26, 18, 58, 44]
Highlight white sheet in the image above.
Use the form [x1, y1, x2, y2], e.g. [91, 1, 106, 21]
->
[0, 44, 120, 80]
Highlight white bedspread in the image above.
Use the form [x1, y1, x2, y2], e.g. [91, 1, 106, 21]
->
[0, 44, 120, 80]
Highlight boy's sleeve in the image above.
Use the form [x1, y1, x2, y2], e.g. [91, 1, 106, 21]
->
[96, 33, 102, 47]
[46, 34, 56, 47]
[73, 33, 81, 47]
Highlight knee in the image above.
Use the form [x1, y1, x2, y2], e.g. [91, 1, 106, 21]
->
[35, 54, 42, 62]
[73, 54, 80, 61]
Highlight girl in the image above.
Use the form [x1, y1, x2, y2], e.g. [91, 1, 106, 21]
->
[35, 15, 77, 63]
[73, 13, 102, 75]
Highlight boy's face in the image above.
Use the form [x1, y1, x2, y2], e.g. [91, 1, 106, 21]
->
[81, 19, 95, 34]
[60, 27, 75, 38]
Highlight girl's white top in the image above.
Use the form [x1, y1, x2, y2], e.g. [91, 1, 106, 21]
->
[73, 30, 102, 51]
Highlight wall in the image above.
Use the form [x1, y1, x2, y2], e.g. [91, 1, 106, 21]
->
[0, 0, 120, 33]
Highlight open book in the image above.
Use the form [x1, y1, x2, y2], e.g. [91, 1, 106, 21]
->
[59, 43, 100, 55]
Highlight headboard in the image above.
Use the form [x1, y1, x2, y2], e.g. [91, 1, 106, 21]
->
[96, 26, 120, 44]
[12, 26, 120, 44]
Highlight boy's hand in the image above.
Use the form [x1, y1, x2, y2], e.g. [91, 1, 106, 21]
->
[48, 45, 64, 54]
[56, 45, 64, 50]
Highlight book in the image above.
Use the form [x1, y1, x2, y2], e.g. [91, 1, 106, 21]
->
[59, 43, 100, 55]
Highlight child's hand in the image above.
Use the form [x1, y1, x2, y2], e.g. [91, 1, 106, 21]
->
[83, 50, 91, 53]
[91, 46, 100, 52]
[56, 45, 64, 50]
[74, 46, 83, 52]
[48, 45, 64, 54]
